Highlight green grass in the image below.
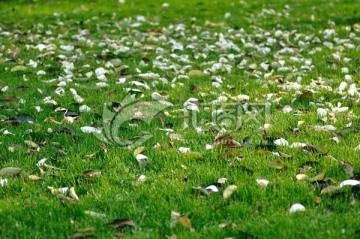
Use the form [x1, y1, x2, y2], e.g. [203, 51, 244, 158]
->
[1, 0, 360, 238]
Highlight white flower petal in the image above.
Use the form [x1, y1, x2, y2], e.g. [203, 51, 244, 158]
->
[289, 203, 305, 213]
[339, 180, 360, 187]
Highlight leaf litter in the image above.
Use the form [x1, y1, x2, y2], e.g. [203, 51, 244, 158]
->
[0, 0, 360, 238]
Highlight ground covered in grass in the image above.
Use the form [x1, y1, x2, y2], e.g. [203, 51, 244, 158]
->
[1, 0, 360, 238]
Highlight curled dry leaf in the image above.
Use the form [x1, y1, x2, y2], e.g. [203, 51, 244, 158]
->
[107, 218, 137, 228]
[83, 170, 102, 177]
[24, 140, 39, 149]
[269, 160, 286, 170]
[57, 194, 76, 203]
[277, 151, 292, 158]
[212, 134, 242, 148]
[0, 167, 22, 176]
[223, 185, 237, 200]
[69, 228, 95, 239]
[70, 187, 80, 201]
[178, 216, 192, 230]
[340, 161, 354, 178]
[320, 186, 342, 195]
[313, 196, 321, 204]
[133, 146, 146, 156]
[309, 172, 325, 183]
[28, 175, 41, 181]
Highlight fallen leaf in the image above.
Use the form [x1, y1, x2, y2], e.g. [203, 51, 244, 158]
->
[340, 161, 354, 178]
[309, 172, 325, 182]
[134, 146, 146, 156]
[256, 179, 269, 187]
[170, 211, 180, 229]
[269, 160, 286, 170]
[80, 126, 101, 134]
[212, 135, 242, 148]
[107, 219, 137, 228]
[296, 174, 309, 180]
[320, 186, 341, 194]
[11, 65, 28, 72]
[188, 70, 205, 77]
[313, 196, 321, 203]
[223, 185, 237, 200]
[70, 187, 80, 201]
[24, 140, 39, 149]
[69, 228, 95, 239]
[83, 170, 102, 177]
[0, 167, 22, 176]
[178, 216, 192, 229]
[277, 151, 292, 158]
[28, 175, 41, 181]
[57, 194, 76, 203]
[289, 203, 305, 213]
[339, 179, 360, 187]
[256, 149, 272, 155]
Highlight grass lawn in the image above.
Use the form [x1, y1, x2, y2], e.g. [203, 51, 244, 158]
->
[1, 0, 360, 238]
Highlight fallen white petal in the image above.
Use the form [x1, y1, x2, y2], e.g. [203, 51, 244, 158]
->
[274, 138, 289, 146]
[36, 158, 48, 167]
[339, 180, 360, 187]
[80, 126, 102, 134]
[256, 179, 269, 187]
[313, 125, 336, 131]
[289, 203, 305, 213]
[178, 147, 190, 153]
[205, 185, 219, 192]
[136, 154, 148, 161]
[0, 178, 8, 186]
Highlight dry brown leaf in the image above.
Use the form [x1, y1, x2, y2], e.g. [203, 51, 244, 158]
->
[313, 196, 321, 204]
[57, 194, 76, 203]
[320, 186, 342, 195]
[178, 216, 192, 229]
[269, 160, 286, 169]
[28, 175, 41, 181]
